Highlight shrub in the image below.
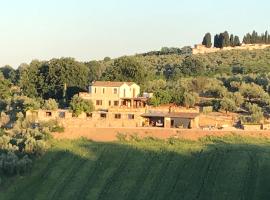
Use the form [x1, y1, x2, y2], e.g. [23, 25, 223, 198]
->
[42, 98, 58, 110]
[69, 95, 94, 117]
[51, 125, 64, 133]
[202, 106, 213, 114]
[116, 132, 128, 142]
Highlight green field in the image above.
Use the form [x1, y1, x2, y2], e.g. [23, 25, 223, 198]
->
[1, 135, 270, 200]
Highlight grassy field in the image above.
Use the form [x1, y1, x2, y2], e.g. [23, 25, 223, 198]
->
[1, 134, 270, 200]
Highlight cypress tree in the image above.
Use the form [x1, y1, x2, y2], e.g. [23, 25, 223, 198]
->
[246, 33, 251, 44]
[230, 34, 234, 47]
[265, 31, 268, 44]
[243, 35, 247, 44]
[202, 33, 212, 48]
[223, 31, 230, 47]
[214, 34, 220, 48]
[234, 36, 241, 46]
[251, 30, 257, 44]
[219, 33, 226, 48]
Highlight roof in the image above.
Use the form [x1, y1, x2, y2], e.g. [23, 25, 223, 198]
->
[141, 112, 166, 118]
[91, 81, 136, 87]
[167, 112, 199, 119]
[141, 112, 199, 119]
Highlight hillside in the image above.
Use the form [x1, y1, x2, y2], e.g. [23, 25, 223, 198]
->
[1, 135, 270, 200]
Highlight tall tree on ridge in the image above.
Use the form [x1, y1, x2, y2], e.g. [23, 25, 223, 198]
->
[202, 33, 212, 48]
[223, 31, 230, 47]
[230, 34, 234, 47]
[214, 34, 220, 48]
[234, 36, 241, 46]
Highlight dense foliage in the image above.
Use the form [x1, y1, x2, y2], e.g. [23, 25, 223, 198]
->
[1, 42, 270, 122]
[69, 95, 94, 116]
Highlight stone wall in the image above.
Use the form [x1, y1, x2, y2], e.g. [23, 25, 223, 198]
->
[243, 124, 262, 131]
[26, 107, 200, 129]
[192, 44, 270, 55]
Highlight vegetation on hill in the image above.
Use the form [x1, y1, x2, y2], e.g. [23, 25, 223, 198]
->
[1, 47, 270, 123]
[1, 135, 270, 200]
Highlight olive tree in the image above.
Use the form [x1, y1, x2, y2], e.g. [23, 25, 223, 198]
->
[69, 95, 94, 116]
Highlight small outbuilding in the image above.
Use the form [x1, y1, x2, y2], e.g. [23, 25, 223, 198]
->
[141, 112, 199, 129]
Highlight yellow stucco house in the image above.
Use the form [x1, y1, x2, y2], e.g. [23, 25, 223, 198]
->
[79, 81, 147, 110]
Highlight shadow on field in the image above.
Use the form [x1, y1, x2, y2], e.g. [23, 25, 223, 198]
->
[2, 137, 270, 200]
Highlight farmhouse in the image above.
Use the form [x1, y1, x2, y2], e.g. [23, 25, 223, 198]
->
[79, 81, 149, 110]
[26, 81, 201, 130]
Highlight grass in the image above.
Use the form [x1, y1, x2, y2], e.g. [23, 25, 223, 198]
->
[1, 134, 270, 200]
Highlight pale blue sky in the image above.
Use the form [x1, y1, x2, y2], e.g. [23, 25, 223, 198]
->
[1, 0, 270, 67]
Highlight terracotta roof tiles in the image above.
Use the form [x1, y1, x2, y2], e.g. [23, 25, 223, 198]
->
[91, 81, 136, 87]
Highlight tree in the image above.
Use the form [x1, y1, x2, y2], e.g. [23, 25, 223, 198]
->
[239, 83, 265, 100]
[153, 90, 172, 105]
[243, 33, 251, 44]
[251, 30, 258, 44]
[69, 95, 94, 116]
[103, 56, 149, 85]
[103, 57, 111, 62]
[42, 99, 58, 110]
[180, 56, 206, 76]
[244, 103, 264, 123]
[233, 36, 241, 46]
[202, 33, 212, 48]
[183, 92, 198, 108]
[220, 98, 237, 114]
[214, 34, 220, 48]
[148, 96, 160, 107]
[232, 92, 244, 107]
[20, 58, 90, 101]
[223, 31, 230, 47]
[85, 61, 104, 82]
[230, 34, 234, 47]
[0, 73, 12, 100]
[0, 65, 15, 81]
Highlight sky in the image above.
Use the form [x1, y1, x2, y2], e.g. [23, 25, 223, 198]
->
[1, 0, 270, 67]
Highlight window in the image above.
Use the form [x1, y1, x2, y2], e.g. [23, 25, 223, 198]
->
[94, 88, 97, 93]
[128, 114, 135, 120]
[86, 113, 92, 118]
[45, 112, 52, 117]
[115, 114, 121, 119]
[103, 88, 105, 94]
[114, 88, 118, 94]
[109, 101, 111, 106]
[114, 101, 119, 106]
[124, 89, 126, 97]
[100, 113, 107, 118]
[96, 100, 102, 106]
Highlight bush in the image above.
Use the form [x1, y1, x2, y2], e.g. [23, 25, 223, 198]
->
[202, 106, 213, 114]
[42, 98, 58, 110]
[51, 125, 64, 133]
[69, 95, 94, 117]
[116, 132, 128, 142]
[0, 152, 32, 175]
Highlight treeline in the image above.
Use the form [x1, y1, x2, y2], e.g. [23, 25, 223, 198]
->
[202, 32, 241, 48]
[243, 30, 270, 44]
[202, 30, 270, 48]
[141, 46, 192, 56]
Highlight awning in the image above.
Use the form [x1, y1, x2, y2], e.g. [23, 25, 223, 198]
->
[141, 112, 166, 118]
[167, 112, 199, 119]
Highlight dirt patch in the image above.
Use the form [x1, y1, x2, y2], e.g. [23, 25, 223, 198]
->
[53, 127, 270, 142]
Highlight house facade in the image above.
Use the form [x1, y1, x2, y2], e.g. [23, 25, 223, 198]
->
[79, 81, 147, 110]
